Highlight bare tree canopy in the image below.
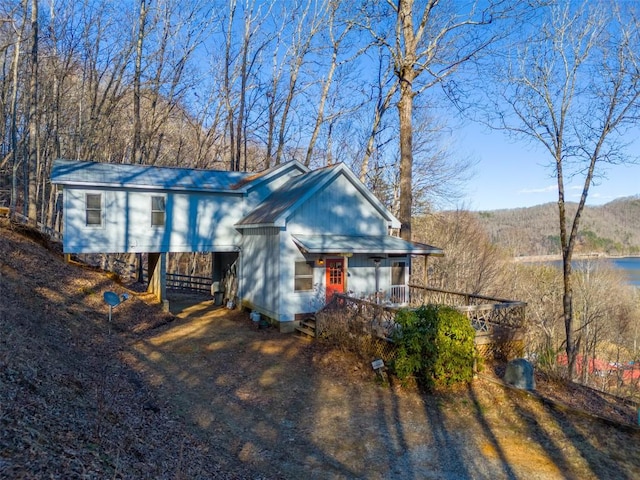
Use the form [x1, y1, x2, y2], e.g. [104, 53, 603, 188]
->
[0, 0, 495, 229]
[357, 0, 512, 239]
[475, 0, 640, 378]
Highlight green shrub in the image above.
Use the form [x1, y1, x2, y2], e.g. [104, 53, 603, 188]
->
[391, 305, 475, 389]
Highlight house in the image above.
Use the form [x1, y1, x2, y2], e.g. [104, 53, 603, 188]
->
[51, 159, 443, 332]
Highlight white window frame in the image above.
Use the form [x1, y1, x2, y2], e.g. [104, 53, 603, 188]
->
[150, 195, 166, 227]
[85, 192, 103, 227]
[294, 261, 314, 292]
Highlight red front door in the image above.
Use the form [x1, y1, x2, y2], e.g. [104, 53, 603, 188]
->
[325, 258, 345, 302]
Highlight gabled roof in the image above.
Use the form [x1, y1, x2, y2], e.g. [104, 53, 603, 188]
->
[231, 159, 309, 191]
[51, 159, 252, 193]
[236, 163, 401, 229]
[292, 234, 444, 256]
[51, 158, 310, 194]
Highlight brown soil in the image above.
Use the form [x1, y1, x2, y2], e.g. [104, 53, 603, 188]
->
[1, 219, 639, 479]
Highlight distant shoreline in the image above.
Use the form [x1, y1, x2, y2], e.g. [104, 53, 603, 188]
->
[513, 254, 640, 263]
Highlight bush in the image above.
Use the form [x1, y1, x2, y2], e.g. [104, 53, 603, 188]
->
[391, 305, 475, 389]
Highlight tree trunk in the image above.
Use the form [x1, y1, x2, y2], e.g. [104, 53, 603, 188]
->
[133, 0, 147, 164]
[397, 83, 414, 241]
[360, 82, 396, 183]
[27, 0, 38, 225]
[235, 8, 250, 172]
[396, 0, 418, 242]
[10, 4, 25, 218]
[224, 1, 237, 171]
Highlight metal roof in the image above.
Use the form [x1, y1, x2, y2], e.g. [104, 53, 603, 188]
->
[50, 159, 253, 192]
[291, 234, 444, 256]
[237, 163, 401, 228]
[237, 165, 336, 226]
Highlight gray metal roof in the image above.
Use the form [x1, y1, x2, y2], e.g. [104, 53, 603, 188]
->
[51, 159, 253, 192]
[237, 163, 401, 228]
[291, 234, 444, 256]
[237, 165, 336, 226]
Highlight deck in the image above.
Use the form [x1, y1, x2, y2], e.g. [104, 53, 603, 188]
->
[315, 285, 526, 360]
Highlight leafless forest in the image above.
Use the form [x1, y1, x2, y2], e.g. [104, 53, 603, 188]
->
[413, 209, 640, 402]
[0, 0, 497, 233]
[473, 197, 640, 257]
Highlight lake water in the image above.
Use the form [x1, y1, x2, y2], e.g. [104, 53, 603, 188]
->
[547, 257, 640, 287]
[609, 257, 640, 287]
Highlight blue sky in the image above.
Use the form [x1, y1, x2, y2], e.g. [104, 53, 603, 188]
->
[455, 124, 640, 212]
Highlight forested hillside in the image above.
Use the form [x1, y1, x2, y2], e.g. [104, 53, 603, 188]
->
[472, 196, 640, 257]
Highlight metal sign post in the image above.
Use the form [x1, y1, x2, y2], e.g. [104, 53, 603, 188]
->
[103, 291, 129, 333]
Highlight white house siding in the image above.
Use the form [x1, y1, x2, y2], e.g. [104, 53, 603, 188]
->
[271, 173, 397, 323]
[348, 254, 410, 299]
[62, 187, 244, 253]
[277, 230, 327, 324]
[343, 254, 378, 298]
[240, 227, 281, 320]
[287, 174, 388, 235]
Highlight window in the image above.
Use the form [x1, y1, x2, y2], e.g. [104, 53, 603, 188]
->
[151, 196, 165, 226]
[294, 261, 313, 291]
[391, 261, 406, 285]
[328, 261, 343, 286]
[85, 193, 102, 226]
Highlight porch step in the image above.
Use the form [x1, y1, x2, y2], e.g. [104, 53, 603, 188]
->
[295, 316, 317, 339]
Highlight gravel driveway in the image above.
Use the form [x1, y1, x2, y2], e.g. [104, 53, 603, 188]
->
[124, 295, 640, 480]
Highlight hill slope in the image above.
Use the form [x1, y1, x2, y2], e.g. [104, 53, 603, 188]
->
[472, 196, 640, 256]
[1, 219, 639, 479]
[0, 220, 254, 478]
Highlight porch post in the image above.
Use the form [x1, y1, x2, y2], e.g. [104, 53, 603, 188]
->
[147, 252, 167, 307]
[374, 258, 380, 303]
[343, 254, 350, 294]
[423, 255, 428, 286]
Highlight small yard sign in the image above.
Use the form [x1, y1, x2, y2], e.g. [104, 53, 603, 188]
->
[371, 359, 385, 371]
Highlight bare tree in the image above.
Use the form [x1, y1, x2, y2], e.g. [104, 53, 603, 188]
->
[8, 1, 26, 217]
[362, 0, 501, 241]
[219, 0, 274, 172]
[26, 0, 37, 223]
[222, 0, 237, 170]
[260, 7, 291, 168]
[359, 43, 396, 183]
[133, 0, 148, 164]
[509, 263, 564, 367]
[303, 0, 354, 167]
[572, 260, 629, 387]
[137, 0, 213, 166]
[482, 1, 640, 379]
[76, 2, 134, 163]
[274, 0, 325, 165]
[413, 210, 505, 294]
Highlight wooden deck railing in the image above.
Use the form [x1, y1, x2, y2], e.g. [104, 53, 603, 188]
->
[317, 294, 400, 339]
[166, 273, 211, 293]
[316, 287, 526, 358]
[408, 285, 526, 330]
[9, 212, 63, 242]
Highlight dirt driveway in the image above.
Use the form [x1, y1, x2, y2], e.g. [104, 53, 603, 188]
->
[123, 294, 640, 480]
